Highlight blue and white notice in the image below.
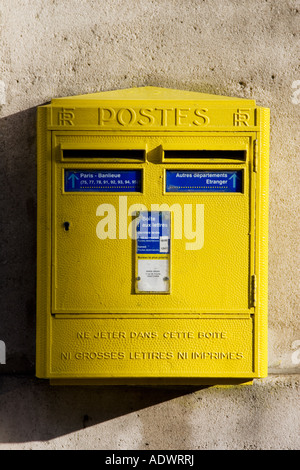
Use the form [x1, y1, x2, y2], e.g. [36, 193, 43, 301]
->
[136, 212, 170, 255]
[65, 170, 142, 192]
[136, 212, 171, 293]
[166, 170, 243, 193]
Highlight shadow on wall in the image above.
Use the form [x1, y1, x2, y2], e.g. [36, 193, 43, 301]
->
[0, 107, 40, 374]
[0, 376, 205, 443]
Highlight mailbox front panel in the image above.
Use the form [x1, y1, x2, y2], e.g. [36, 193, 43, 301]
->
[52, 134, 253, 315]
[36, 87, 269, 384]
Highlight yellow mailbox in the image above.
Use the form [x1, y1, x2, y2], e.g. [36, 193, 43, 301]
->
[36, 86, 269, 384]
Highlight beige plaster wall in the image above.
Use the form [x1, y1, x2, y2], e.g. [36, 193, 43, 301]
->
[0, 0, 299, 450]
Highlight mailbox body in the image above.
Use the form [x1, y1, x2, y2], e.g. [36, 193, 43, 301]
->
[36, 87, 269, 384]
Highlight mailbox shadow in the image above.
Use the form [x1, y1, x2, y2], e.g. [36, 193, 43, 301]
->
[0, 375, 209, 442]
[0, 107, 39, 375]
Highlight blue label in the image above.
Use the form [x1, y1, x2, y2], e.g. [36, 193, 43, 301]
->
[137, 212, 170, 254]
[166, 170, 243, 193]
[65, 170, 142, 192]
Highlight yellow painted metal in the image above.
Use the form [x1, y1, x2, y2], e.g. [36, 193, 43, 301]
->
[36, 87, 269, 384]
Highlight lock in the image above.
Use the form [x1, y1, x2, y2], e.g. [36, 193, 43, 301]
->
[36, 86, 269, 384]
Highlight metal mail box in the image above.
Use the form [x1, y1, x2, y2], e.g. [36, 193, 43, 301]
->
[36, 86, 269, 384]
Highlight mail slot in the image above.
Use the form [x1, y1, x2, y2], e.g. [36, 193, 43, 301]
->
[36, 86, 269, 384]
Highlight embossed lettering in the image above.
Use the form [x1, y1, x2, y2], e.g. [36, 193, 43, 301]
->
[198, 331, 226, 339]
[193, 108, 209, 126]
[233, 108, 250, 126]
[61, 352, 72, 360]
[178, 352, 188, 359]
[155, 107, 173, 126]
[163, 331, 194, 339]
[130, 331, 158, 339]
[97, 106, 212, 127]
[98, 107, 116, 126]
[138, 108, 155, 126]
[58, 108, 75, 126]
[77, 331, 91, 339]
[129, 351, 173, 359]
[93, 331, 126, 339]
[191, 351, 243, 359]
[175, 108, 191, 126]
[74, 351, 125, 359]
[116, 108, 136, 126]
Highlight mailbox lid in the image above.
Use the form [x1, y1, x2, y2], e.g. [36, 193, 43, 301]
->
[46, 86, 257, 131]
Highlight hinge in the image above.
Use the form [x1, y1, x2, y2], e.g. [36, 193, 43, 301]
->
[252, 274, 257, 307]
[253, 139, 258, 172]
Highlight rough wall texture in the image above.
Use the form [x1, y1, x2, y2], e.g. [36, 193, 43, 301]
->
[0, 375, 299, 450]
[0, 0, 299, 450]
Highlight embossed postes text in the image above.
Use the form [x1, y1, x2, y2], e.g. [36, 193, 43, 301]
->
[55, 106, 255, 128]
